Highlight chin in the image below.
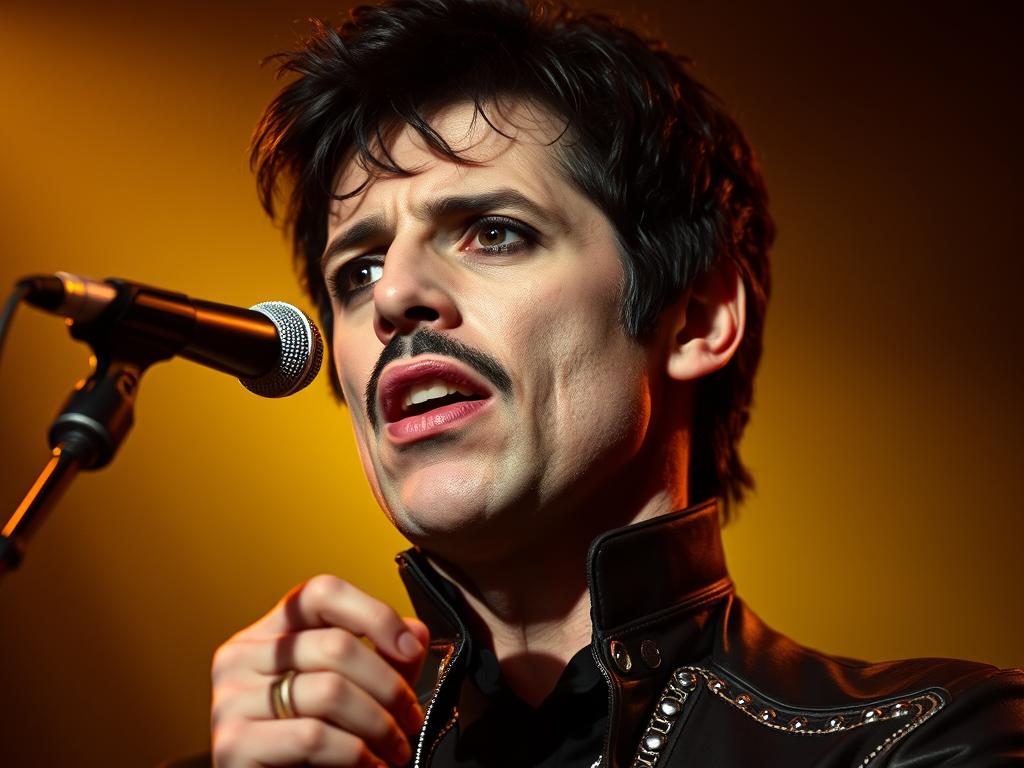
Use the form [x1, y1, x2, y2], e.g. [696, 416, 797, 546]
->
[387, 487, 544, 565]
[383, 463, 495, 534]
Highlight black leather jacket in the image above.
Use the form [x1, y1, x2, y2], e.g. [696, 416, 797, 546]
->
[398, 499, 1024, 767]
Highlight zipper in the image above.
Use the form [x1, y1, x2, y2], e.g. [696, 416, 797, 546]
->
[397, 551, 470, 768]
[411, 643, 459, 768]
[586, 535, 616, 768]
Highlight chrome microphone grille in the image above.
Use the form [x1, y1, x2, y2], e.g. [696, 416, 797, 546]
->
[241, 301, 323, 398]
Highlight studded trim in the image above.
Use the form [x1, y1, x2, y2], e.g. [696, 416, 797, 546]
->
[631, 666, 947, 768]
[412, 644, 458, 768]
[631, 668, 700, 767]
[424, 708, 459, 765]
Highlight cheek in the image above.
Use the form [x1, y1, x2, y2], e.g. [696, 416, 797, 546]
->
[345, 405, 383, 493]
[332, 313, 380, 416]
[512, 274, 648, 445]
[332, 334, 391, 507]
[334, 344, 365, 418]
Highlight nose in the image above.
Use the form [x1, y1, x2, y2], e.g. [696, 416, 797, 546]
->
[372, 243, 461, 344]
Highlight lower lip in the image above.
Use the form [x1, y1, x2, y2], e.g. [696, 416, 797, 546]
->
[385, 399, 491, 444]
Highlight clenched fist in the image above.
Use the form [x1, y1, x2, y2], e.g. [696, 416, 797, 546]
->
[211, 575, 430, 767]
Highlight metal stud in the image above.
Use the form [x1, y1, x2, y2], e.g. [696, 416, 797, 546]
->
[609, 640, 632, 674]
[891, 701, 910, 717]
[708, 677, 725, 693]
[659, 697, 682, 717]
[643, 732, 665, 751]
[863, 708, 882, 722]
[675, 670, 697, 690]
[758, 708, 776, 723]
[827, 715, 844, 730]
[640, 639, 662, 669]
[735, 693, 752, 708]
[788, 717, 809, 731]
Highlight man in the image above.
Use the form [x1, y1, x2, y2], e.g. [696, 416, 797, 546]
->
[206, 1, 1024, 766]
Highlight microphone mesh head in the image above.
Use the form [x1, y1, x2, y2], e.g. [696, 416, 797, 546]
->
[241, 301, 324, 398]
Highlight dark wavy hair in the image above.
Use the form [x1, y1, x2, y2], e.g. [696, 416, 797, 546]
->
[251, 0, 773, 519]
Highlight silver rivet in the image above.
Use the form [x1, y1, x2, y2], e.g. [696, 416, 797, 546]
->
[644, 732, 664, 751]
[827, 715, 844, 730]
[863, 708, 882, 722]
[735, 693, 752, 708]
[708, 677, 725, 693]
[609, 640, 632, 674]
[891, 701, 910, 717]
[758, 708, 776, 723]
[659, 697, 681, 717]
[640, 639, 662, 669]
[789, 717, 808, 731]
[675, 670, 697, 690]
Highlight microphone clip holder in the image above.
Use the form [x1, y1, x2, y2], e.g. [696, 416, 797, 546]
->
[1, 295, 178, 577]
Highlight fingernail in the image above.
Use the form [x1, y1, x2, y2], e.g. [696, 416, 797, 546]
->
[397, 630, 423, 659]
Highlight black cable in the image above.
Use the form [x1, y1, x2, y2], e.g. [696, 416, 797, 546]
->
[0, 282, 30, 370]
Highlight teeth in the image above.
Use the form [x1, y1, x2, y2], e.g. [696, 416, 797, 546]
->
[402, 379, 475, 411]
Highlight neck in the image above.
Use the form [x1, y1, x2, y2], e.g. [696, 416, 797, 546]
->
[426, 421, 690, 706]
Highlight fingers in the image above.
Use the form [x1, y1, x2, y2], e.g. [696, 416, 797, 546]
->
[213, 718, 390, 767]
[211, 575, 431, 768]
[213, 627, 424, 734]
[245, 575, 425, 667]
[213, 671, 413, 766]
[388, 618, 431, 687]
[290, 672, 415, 764]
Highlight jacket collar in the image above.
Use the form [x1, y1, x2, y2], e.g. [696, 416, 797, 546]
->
[395, 498, 733, 768]
[397, 496, 732, 653]
[587, 497, 732, 638]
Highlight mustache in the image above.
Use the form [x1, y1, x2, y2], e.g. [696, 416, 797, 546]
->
[364, 328, 513, 430]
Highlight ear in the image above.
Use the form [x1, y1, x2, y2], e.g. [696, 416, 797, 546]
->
[665, 261, 746, 382]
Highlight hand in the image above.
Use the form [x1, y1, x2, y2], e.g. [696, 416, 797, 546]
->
[210, 575, 430, 767]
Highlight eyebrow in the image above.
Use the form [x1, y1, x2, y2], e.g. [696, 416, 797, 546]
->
[321, 188, 564, 268]
[321, 214, 390, 268]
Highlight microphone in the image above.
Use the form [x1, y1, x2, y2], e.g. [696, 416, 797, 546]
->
[19, 272, 323, 398]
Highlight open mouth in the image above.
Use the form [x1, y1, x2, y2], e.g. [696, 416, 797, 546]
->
[378, 358, 495, 443]
[399, 380, 487, 418]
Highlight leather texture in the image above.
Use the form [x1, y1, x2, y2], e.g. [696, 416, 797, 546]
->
[397, 499, 1024, 767]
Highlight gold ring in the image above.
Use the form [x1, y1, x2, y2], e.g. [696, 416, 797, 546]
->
[270, 669, 298, 719]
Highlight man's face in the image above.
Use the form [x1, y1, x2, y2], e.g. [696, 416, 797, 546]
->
[323, 101, 665, 560]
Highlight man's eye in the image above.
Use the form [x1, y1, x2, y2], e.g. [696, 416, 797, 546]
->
[331, 260, 384, 298]
[474, 225, 520, 248]
[464, 217, 534, 254]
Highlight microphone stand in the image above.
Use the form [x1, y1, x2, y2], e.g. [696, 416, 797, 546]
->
[1, 287, 185, 578]
[1, 439, 89, 577]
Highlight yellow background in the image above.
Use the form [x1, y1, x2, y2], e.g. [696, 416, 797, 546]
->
[1, 2, 1021, 765]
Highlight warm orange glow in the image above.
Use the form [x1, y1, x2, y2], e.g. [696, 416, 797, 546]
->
[0, 3, 1020, 767]
[2, 448, 62, 538]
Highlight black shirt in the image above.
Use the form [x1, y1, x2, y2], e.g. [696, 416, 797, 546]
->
[430, 643, 608, 767]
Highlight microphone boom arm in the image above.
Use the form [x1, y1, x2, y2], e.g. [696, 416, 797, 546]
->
[1, 274, 323, 578]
